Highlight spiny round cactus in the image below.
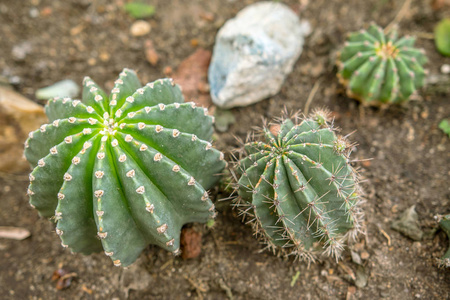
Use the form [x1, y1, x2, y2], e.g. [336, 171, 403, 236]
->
[436, 214, 450, 268]
[234, 110, 364, 262]
[337, 23, 428, 106]
[24, 69, 226, 267]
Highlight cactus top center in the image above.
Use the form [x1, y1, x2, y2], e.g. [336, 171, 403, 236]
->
[376, 41, 399, 59]
[100, 113, 118, 136]
[268, 134, 288, 156]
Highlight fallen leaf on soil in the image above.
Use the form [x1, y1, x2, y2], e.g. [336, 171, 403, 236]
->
[172, 48, 212, 107]
[81, 284, 93, 295]
[290, 271, 301, 287]
[199, 11, 214, 22]
[123, 2, 156, 19]
[40, 7, 52, 17]
[431, 0, 450, 10]
[340, 263, 368, 288]
[346, 286, 356, 300]
[70, 23, 84, 36]
[435, 19, 450, 57]
[439, 119, 450, 137]
[354, 265, 368, 288]
[144, 40, 159, 66]
[391, 205, 424, 241]
[52, 268, 77, 290]
[180, 227, 202, 259]
[0, 226, 31, 240]
[338, 263, 356, 281]
[351, 251, 362, 265]
[214, 109, 236, 132]
[218, 278, 232, 299]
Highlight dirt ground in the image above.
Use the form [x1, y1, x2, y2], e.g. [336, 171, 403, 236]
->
[0, 0, 449, 299]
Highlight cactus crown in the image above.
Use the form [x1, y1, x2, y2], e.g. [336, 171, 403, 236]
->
[24, 69, 226, 267]
[337, 23, 428, 106]
[234, 109, 364, 262]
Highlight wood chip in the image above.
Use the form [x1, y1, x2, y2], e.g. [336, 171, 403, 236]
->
[0, 226, 31, 240]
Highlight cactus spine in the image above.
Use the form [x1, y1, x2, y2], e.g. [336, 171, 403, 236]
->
[24, 69, 226, 267]
[234, 110, 364, 262]
[337, 24, 428, 106]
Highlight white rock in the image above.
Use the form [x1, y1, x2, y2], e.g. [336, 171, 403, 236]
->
[208, 1, 310, 108]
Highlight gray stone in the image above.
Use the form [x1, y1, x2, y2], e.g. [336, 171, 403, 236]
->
[208, 1, 310, 108]
[391, 205, 424, 241]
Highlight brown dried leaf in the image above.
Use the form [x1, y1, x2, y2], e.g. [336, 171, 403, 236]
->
[172, 48, 212, 107]
[180, 227, 202, 259]
[431, 0, 450, 10]
[52, 268, 77, 290]
[144, 40, 159, 66]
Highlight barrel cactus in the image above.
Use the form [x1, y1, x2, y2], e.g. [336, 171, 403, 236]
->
[234, 110, 364, 262]
[436, 214, 450, 267]
[24, 69, 226, 267]
[337, 23, 428, 106]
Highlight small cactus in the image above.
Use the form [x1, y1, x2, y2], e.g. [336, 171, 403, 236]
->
[436, 214, 450, 267]
[24, 69, 226, 267]
[337, 23, 428, 106]
[234, 110, 364, 262]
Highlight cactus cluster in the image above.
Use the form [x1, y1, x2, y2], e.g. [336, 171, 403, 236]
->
[233, 110, 364, 262]
[24, 69, 226, 267]
[337, 23, 428, 106]
[437, 214, 450, 268]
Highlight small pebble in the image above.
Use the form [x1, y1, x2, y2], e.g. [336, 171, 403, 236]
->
[360, 251, 370, 260]
[163, 66, 173, 76]
[99, 51, 110, 62]
[29, 7, 39, 18]
[130, 20, 151, 37]
[441, 64, 450, 74]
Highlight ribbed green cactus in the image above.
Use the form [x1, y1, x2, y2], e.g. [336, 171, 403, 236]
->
[234, 110, 364, 262]
[24, 69, 226, 267]
[337, 24, 428, 106]
[437, 214, 450, 267]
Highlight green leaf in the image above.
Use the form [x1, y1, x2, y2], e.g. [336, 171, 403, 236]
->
[439, 119, 450, 137]
[435, 19, 450, 57]
[124, 2, 156, 19]
[214, 109, 236, 133]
